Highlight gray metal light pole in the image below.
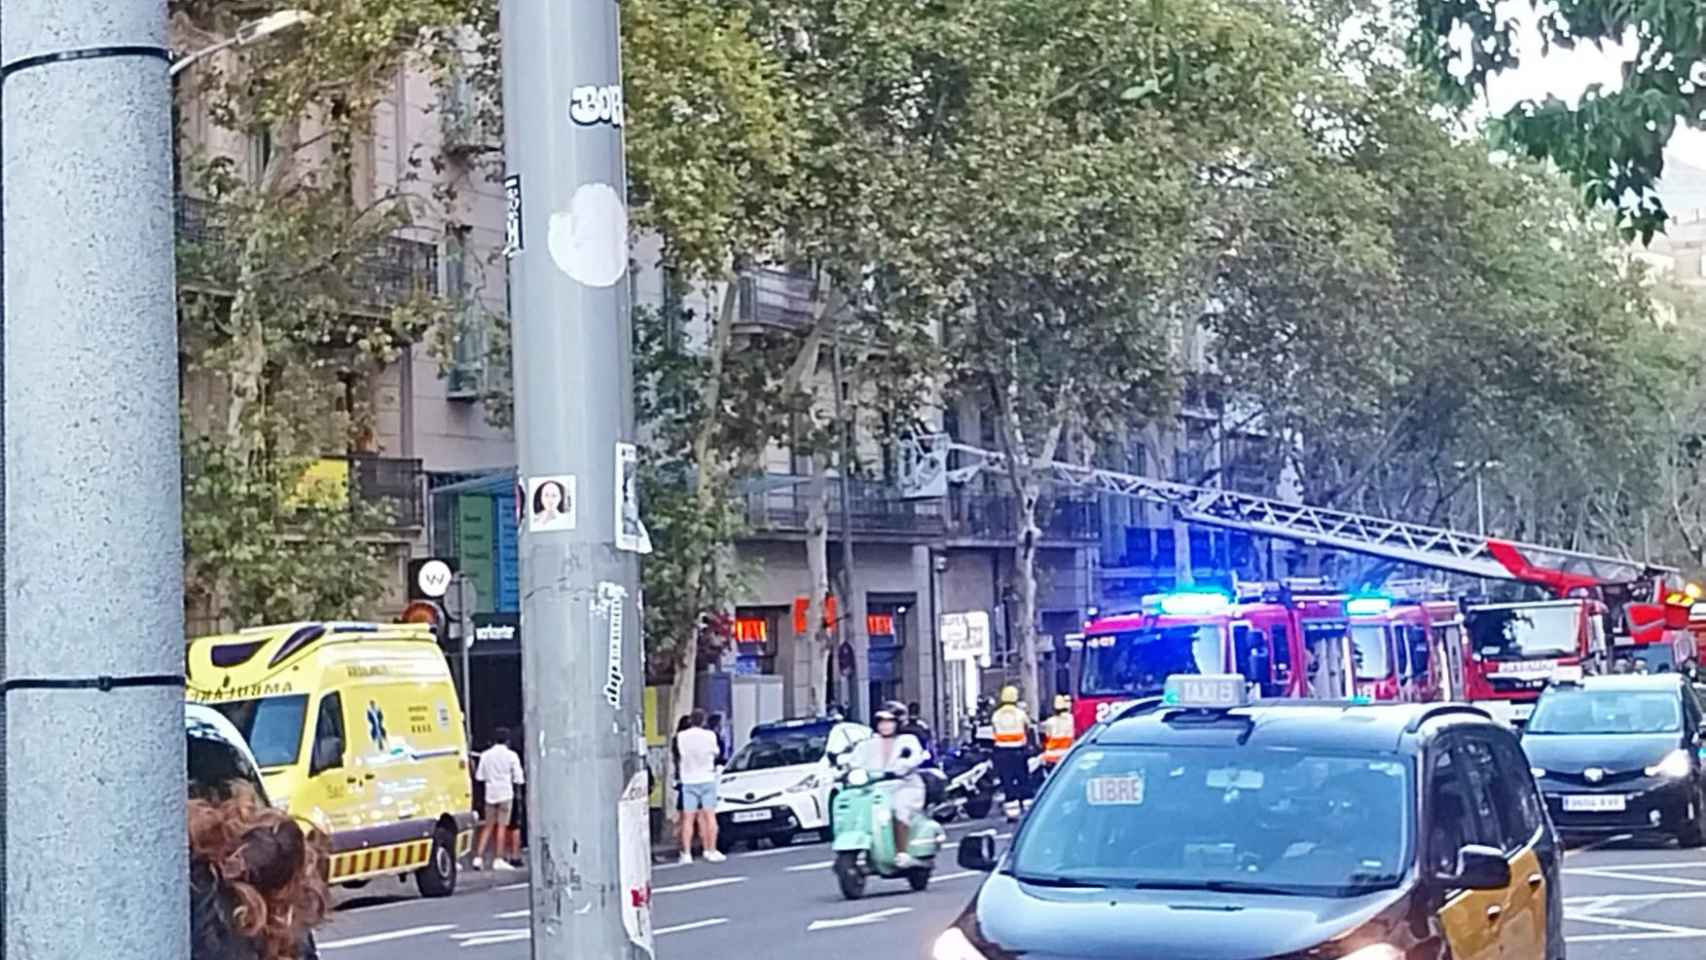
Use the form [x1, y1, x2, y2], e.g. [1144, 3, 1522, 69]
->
[830, 327, 866, 721]
[2, 0, 187, 956]
[499, 2, 651, 957]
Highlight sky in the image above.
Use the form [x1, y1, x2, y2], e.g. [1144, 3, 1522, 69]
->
[1477, 2, 1706, 213]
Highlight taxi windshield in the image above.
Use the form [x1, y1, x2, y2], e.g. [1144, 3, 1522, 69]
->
[1081, 626, 1223, 698]
[1010, 745, 1412, 896]
[1350, 625, 1392, 681]
[1526, 688, 1681, 735]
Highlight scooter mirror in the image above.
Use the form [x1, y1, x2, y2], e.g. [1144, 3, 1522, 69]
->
[958, 832, 999, 872]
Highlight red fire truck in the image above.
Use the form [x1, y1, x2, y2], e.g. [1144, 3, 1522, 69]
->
[1073, 579, 1354, 734]
[899, 434, 1677, 727]
[1345, 586, 1461, 703]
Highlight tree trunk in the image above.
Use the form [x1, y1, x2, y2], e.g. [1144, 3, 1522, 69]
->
[803, 465, 832, 712]
[990, 374, 1067, 718]
[661, 278, 742, 824]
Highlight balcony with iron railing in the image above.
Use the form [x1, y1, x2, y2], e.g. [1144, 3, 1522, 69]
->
[175, 195, 440, 311]
[303, 455, 425, 530]
[947, 493, 1102, 544]
[736, 267, 816, 329]
[741, 476, 947, 539]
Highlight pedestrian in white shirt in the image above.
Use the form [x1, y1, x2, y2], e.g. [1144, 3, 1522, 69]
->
[473, 727, 525, 870]
[675, 710, 725, 864]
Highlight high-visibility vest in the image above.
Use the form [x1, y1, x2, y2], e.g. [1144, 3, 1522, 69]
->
[1040, 713, 1075, 764]
[991, 704, 1028, 748]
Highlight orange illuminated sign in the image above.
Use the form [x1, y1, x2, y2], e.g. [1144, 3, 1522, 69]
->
[792, 596, 839, 634]
[867, 614, 895, 636]
[735, 617, 768, 643]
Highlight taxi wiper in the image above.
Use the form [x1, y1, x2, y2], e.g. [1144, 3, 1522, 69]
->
[1131, 879, 1310, 897]
[1012, 872, 1109, 889]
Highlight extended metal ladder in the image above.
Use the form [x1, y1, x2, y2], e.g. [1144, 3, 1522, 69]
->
[899, 434, 1671, 588]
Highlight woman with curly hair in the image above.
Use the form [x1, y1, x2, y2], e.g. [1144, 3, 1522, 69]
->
[188, 784, 330, 960]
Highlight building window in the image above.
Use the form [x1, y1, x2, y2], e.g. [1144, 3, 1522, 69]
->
[446, 226, 484, 400]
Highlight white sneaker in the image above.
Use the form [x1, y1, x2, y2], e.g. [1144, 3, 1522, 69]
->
[498, 859, 519, 871]
[894, 852, 918, 869]
[678, 851, 694, 866]
[704, 849, 727, 863]
[470, 857, 484, 871]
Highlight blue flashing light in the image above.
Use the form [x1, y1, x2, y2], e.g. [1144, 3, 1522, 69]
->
[1346, 596, 1393, 617]
[1150, 590, 1233, 617]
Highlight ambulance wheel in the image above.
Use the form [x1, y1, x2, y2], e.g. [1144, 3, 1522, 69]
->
[834, 851, 866, 900]
[417, 826, 458, 898]
[907, 867, 931, 892]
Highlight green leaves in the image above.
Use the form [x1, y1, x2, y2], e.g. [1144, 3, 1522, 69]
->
[1412, 0, 1706, 240]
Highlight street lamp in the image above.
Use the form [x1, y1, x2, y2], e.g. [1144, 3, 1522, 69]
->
[1452, 459, 1504, 536]
[169, 10, 316, 78]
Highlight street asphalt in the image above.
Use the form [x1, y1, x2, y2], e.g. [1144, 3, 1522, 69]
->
[316, 826, 1706, 960]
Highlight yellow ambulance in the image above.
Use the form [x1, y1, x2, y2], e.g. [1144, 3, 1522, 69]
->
[186, 621, 476, 897]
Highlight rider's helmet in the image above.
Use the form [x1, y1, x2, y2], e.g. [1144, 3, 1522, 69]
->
[884, 700, 909, 725]
[872, 703, 899, 731]
[999, 685, 1020, 705]
[1053, 694, 1071, 713]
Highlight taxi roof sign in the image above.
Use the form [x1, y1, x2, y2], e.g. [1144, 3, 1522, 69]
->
[1162, 674, 1250, 709]
[1550, 664, 1584, 686]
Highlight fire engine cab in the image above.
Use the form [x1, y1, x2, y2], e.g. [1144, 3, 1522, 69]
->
[1345, 583, 1462, 703]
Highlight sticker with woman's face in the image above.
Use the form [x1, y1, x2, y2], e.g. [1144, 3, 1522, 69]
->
[527, 475, 577, 533]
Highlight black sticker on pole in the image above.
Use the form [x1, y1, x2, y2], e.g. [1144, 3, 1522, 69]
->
[504, 174, 524, 259]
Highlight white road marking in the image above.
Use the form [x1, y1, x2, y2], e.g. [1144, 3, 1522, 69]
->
[934, 870, 980, 882]
[1564, 913, 1706, 936]
[1566, 834, 1633, 856]
[656, 918, 731, 936]
[1566, 890, 1706, 906]
[496, 881, 530, 891]
[1567, 867, 1706, 889]
[319, 925, 458, 950]
[1565, 860, 1706, 873]
[737, 846, 816, 859]
[807, 907, 913, 931]
[654, 876, 746, 894]
[1569, 931, 1706, 942]
[786, 860, 835, 872]
[494, 908, 529, 919]
[453, 928, 531, 948]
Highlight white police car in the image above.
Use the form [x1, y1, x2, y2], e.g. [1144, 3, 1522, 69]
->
[716, 717, 872, 847]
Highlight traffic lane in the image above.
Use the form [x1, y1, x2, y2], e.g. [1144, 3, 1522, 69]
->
[1562, 836, 1706, 959]
[317, 816, 1009, 960]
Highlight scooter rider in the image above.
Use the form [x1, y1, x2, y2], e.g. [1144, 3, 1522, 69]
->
[851, 701, 928, 866]
[1039, 694, 1075, 768]
[991, 686, 1033, 822]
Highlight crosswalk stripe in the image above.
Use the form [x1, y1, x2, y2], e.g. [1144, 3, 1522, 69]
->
[656, 918, 730, 936]
[319, 924, 457, 950]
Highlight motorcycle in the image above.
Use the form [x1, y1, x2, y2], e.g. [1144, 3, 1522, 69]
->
[928, 743, 997, 822]
[830, 767, 947, 899]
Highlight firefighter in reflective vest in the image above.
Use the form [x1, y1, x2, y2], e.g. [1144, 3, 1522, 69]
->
[991, 685, 1033, 822]
[1040, 695, 1075, 768]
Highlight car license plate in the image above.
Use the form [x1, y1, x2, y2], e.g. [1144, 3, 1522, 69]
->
[732, 809, 773, 823]
[1563, 794, 1626, 813]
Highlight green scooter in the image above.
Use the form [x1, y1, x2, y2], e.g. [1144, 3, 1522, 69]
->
[829, 765, 947, 899]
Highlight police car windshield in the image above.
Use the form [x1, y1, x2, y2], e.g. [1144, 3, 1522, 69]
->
[727, 726, 830, 772]
[1466, 605, 1576, 659]
[1081, 626, 1223, 698]
[1350, 625, 1391, 681]
[1010, 745, 1411, 896]
[1526, 688, 1681, 735]
[210, 695, 309, 769]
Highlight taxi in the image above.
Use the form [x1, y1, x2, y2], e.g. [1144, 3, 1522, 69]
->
[935, 675, 1563, 960]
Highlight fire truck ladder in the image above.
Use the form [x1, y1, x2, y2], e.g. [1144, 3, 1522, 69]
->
[899, 434, 1672, 589]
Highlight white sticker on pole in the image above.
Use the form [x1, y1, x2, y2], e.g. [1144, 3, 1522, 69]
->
[615, 442, 653, 554]
[597, 582, 627, 708]
[503, 174, 524, 259]
[547, 182, 628, 288]
[524, 475, 576, 533]
[618, 770, 655, 955]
